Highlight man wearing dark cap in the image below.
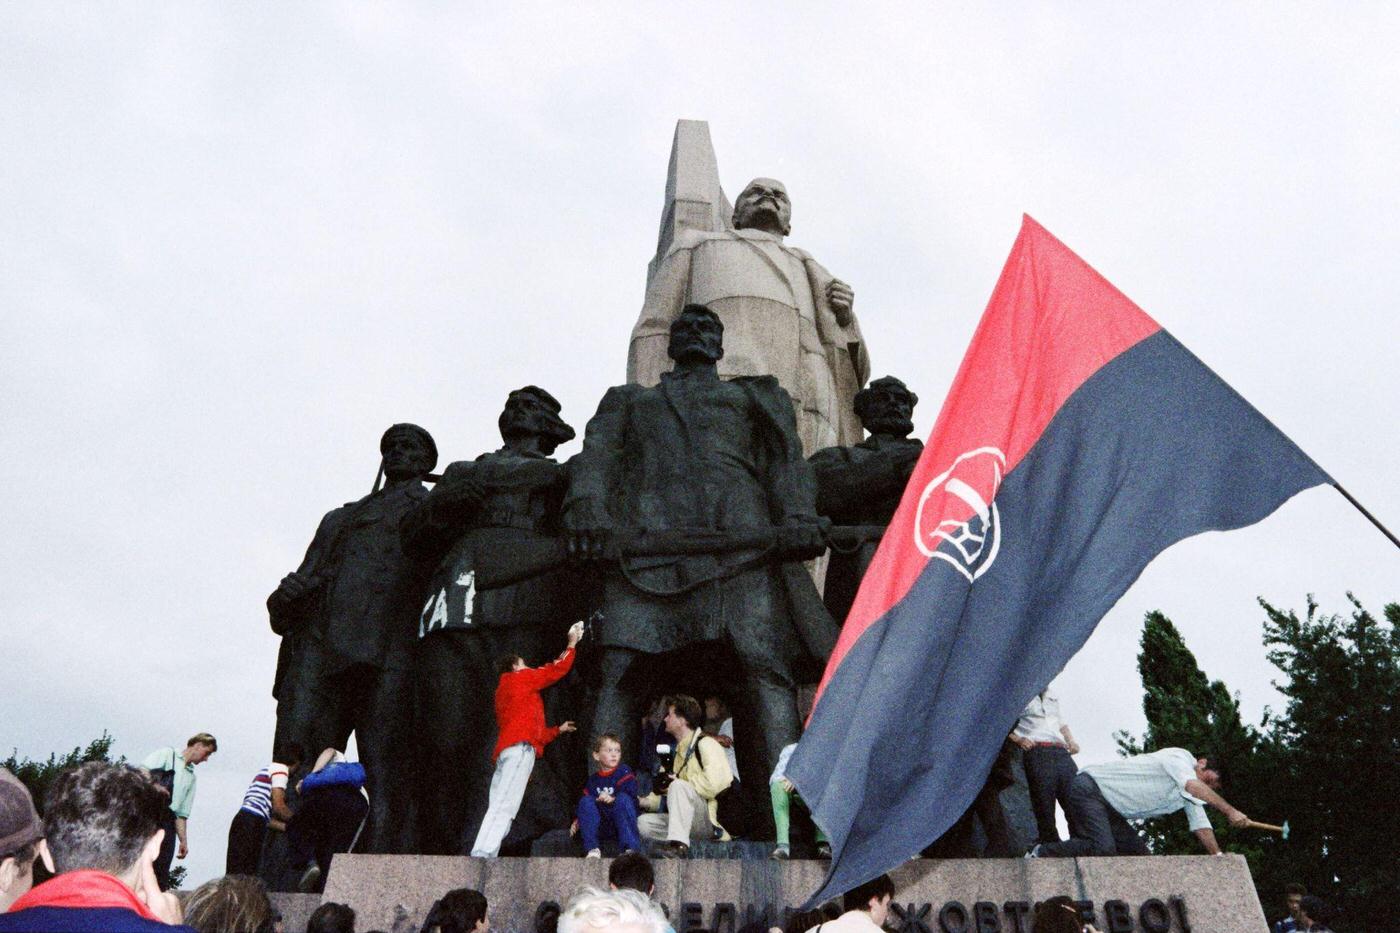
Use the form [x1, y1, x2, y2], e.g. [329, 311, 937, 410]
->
[267, 422, 437, 853]
[403, 387, 594, 854]
[0, 769, 53, 912]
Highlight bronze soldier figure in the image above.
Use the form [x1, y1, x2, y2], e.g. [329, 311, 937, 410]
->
[809, 376, 923, 623]
[267, 423, 436, 854]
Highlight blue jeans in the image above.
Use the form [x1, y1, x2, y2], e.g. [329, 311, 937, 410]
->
[576, 793, 642, 852]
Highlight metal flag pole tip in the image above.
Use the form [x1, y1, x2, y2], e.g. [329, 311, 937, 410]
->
[1331, 482, 1400, 551]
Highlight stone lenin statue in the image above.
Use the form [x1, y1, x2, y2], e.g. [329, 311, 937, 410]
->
[566, 305, 829, 795]
[809, 376, 923, 624]
[267, 423, 436, 854]
[627, 122, 870, 455]
[400, 387, 591, 855]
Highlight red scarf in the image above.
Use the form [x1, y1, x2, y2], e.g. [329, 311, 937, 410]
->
[7, 869, 161, 921]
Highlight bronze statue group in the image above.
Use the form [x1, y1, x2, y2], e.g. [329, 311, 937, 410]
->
[262, 301, 925, 877]
[254, 170, 1261, 893]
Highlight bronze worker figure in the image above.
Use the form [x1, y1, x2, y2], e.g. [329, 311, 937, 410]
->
[567, 305, 828, 791]
[809, 376, 923, 623]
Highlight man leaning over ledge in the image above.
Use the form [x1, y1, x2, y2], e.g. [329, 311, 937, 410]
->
[1029, 747, 1249, 857]
[140, 732, 216, 890]
[0, 762, 192, 931]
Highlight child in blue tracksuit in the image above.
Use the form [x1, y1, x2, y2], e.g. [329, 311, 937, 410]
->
[575, 733, 641, 857]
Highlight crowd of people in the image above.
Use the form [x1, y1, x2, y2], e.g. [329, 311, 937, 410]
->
[0, 750, 1340, 932]
[0, 762, 869, 933]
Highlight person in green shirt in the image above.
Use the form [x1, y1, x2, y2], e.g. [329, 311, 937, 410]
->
[141, 732, 216, 890]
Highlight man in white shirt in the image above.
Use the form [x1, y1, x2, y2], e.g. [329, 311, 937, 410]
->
[806, 874, 893, 933]
[1010, 689, 1080, 844]
[703, 696, 740, 784]
[1032, 747, 1248, 857]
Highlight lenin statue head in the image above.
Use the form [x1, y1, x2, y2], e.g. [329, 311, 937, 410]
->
[732, 178, 792, 237]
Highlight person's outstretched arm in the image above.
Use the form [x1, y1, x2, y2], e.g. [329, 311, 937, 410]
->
[517, 621, 584, 688]
[1184, 779, 1249, 827]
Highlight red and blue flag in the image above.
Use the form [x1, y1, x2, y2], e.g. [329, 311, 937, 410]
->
[788, 216, 1329, 901]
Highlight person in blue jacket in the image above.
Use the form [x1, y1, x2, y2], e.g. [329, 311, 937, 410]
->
[286, 748, 368, 892]
[574, 734, 641, 857]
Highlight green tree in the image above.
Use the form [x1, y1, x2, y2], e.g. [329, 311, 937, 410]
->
[2, 732, 121, 813]
[2, 733, 186, 890]
[1122, 601, 1400, 930]
[1258, 595, 1399, 931]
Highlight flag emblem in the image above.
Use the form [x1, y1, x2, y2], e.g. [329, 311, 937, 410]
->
[914, 446, 1006, 580]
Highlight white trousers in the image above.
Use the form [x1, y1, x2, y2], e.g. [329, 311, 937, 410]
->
[637, 779, 713, 844]
[470, 742, 535, 857]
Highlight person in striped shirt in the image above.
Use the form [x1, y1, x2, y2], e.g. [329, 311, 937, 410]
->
[225, 745, 303, 875]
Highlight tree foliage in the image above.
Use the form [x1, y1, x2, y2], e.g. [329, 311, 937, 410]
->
[2, 732, 121, 813]
[2, 733, 186, 890]
[1120, 600, 1399, 931]
[1258, 595, 1399, 930]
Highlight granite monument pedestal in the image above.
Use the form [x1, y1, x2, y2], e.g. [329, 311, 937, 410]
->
[277, 853, 1266, 933]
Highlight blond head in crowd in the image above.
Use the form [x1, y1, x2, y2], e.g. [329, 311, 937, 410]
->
[559, 887, 668, 933]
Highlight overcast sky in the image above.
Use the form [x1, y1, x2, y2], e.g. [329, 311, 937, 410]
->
[4, 4, 1398, 886]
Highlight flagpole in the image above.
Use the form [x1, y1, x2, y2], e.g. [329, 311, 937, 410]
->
[1332, 482, 1400, 551]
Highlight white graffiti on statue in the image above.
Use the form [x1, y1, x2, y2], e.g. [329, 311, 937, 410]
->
[419, 569, 476, 638]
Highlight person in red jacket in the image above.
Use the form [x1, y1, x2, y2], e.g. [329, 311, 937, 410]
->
[470, 620, 583, 857]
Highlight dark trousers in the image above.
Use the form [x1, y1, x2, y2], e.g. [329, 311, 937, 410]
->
[922, 779, 1013, 858]
[1037, 773, 1151, 857]
[287, 786, 369, 883]
[226, 810, 268, 875]
[1023, 745, 1079, 844]
[154, 809, 177, 890]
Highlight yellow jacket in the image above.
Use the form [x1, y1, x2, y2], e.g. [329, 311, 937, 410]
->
[653, 730, 734, 837]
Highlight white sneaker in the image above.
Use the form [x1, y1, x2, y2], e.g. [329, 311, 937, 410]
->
[296, 865, 321, 892]
[585, 848, 602, 859]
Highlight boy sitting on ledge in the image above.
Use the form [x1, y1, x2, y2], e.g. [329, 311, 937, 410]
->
[574, 733, 642, 858]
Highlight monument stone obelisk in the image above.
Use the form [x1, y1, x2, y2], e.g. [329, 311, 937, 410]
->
[627, 120, 870, 456]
